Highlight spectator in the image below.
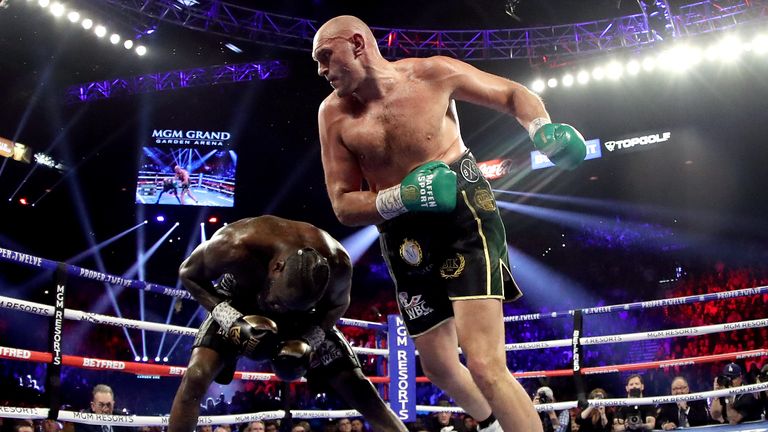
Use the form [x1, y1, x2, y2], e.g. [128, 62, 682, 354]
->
[533, 386, 570, 432]
[711, 362, 763, 424]
[40, 419, 63, 432]
[462, 416, 477, 432]
[576, 389, 611, 432]
[14, 421, 34, 432]
[348, 419, 365, 432]
[430, 399, 464, 432]
[263, 423, 278, 432]
[74, 384, 133, 432]
[757, 364, 768, 420]
[241, 422, 264, 432]
[612, 375, 655, 431]
[655, 376, 710, 429]
[336, 419, 351, 432]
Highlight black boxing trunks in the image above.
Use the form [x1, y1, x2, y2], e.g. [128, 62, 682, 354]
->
[162, 179, 176, 192]
[194, 315, 360, 385]
[378, 150, 522, 337]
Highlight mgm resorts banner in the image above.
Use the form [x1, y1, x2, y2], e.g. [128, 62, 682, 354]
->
[387, 315, 416, 422]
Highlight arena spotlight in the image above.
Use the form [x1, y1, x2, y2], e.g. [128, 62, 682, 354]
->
[562, 74, 574, 87]
[576, 70, 590, 84]
[38, 0, 49, 8]
[156, 215, 165, 222]
[531, 79, 546, 93]
[163, 357, 169, 362]
[136, 45, 147, 56]
[81, 18, 93, 30]
[94, 25, 107, 38]
[754, 34, 768, 55]
[592, 67, 605, 80]
[142, 356, 148, 362]
[606, 61, 623, 80]
[642, 56, 656, 71]
[154, 356, 160, 362]
[66, 10, 79, 23]
[109, 34, 121, 44]
[134, 355, 141, 361]
[19, 197, 29, 205]
[626, 60, 641, 75]
[547, 78, 558, 88]
[49, 2, 64, 16]
[208, 216, 218, 223]
[123, 40, 134, 49]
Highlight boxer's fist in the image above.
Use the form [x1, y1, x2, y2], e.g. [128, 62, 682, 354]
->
[531, 122, 586, 170]
[376, 161, 457, 220]
[212, 302, 279, 358]
[228, 315, 279, 359]
[271, 339, 312, 381]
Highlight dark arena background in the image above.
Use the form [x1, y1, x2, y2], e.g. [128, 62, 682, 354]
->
[1, 1, 768, 431]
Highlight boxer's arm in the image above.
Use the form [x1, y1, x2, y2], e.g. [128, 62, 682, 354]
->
[178, 243, 223, 311]
[431, 56, 550, 133]
[318, 101, 383, 227]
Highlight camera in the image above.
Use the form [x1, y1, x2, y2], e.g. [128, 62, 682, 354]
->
[757, 371, 768, 383]
[716, 375, 733, 388]
[537, 391, 550, 404]
[626, 407, 643, 429]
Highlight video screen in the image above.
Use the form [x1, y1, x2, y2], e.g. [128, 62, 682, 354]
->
[135, 129, 237, 207]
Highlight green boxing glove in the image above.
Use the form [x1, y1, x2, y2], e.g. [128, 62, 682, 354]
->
[529, 118, 587, 170]
[376, 161, 457, 220]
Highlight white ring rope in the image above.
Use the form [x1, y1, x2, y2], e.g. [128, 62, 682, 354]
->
[0, 295, 389, 356]
[3, 295, 767, 357]
[2, 383, 767, 425]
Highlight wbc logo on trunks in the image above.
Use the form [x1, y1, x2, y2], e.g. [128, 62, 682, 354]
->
[460, 159, 481, 183]
[398, 292, 434, 320]
[399, 239, 423, 266]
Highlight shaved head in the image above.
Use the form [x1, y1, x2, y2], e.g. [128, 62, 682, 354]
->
[313, 15, 380, 58]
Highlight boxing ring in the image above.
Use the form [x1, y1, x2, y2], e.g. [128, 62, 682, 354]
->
[1, 246, 767, 431]
[136, 171, 234, 206]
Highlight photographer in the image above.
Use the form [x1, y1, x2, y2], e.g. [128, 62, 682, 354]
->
[533, 386, 570, 432]
[710, 362, 763, 424]
[655, 376, 710, 429]
[758, 364, 768, 419]
[612, 375, 655, 432]
[576, 389, 612, 432]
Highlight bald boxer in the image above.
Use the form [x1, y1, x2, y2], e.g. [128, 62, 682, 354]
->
[168, 216, 407, 432]
[174, 165, 199, 204]
[313, 15, 586, 432]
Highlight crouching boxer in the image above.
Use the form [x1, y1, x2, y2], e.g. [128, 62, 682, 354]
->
[168, 216, 407, 432]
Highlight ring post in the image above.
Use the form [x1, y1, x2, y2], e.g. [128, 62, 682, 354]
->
[46, 262, 67, 420]
[387, 314, 415, 422]
[572, 309, 588, 409]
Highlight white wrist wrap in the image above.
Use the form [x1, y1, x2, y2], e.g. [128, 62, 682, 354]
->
[528, 117, 552, 141]
[212, 302, 243, 330]
[376, 184, 408, 220]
